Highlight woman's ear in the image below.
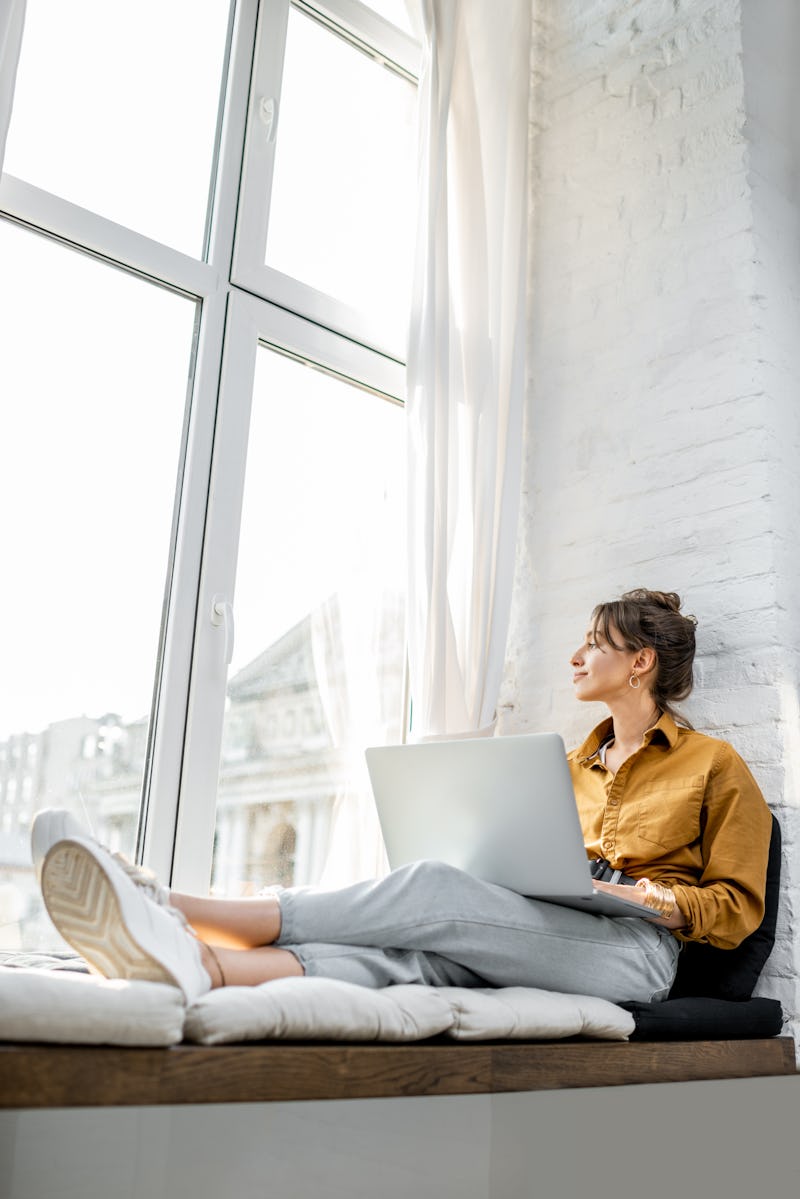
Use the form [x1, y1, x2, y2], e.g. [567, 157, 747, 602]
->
[633, 646, 657, 676]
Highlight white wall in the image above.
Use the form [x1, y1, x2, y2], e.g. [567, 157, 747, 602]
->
[4, 1076, 800, 1199]
[741, 0, 800, 1014]
[500, 0, 800, 1039]
[1, 1096, 494, 1199]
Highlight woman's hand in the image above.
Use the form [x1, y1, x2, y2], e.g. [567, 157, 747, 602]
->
[592, 879, 688, 930]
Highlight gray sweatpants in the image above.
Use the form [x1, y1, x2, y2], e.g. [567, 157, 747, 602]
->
[276, 860, 680, 1003]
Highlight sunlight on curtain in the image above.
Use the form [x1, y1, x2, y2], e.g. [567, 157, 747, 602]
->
[406, 0, 531, 740]
[0, 0, 26, 170]
[311, 581, 400, 888]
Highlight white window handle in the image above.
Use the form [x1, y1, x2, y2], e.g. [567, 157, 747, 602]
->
[258, 96, 277, 142]
[211, 596, 235, 665]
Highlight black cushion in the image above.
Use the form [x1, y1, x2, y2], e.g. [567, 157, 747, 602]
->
[622, 996, 784, 1041]
[668, 814, 781, 1002]
[625, 814, 783, 1039]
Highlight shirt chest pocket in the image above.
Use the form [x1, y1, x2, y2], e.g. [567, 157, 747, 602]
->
[637, 776, 705, 852]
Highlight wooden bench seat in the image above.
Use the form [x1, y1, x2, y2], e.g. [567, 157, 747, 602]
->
[0, 1036, 795, 1109]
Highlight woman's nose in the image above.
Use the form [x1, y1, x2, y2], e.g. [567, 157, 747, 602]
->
[570, 647, 584, 667]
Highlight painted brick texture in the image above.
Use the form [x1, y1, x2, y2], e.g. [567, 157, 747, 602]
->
[501, 0, 800, 1042]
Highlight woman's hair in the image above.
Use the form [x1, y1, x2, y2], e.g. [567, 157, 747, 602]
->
[591, 589, 697, 726]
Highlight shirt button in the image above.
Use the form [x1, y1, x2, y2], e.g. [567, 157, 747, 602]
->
[609, 798, 619, 807]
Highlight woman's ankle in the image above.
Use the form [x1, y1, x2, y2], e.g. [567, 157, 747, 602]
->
[198, 940, 226, 989]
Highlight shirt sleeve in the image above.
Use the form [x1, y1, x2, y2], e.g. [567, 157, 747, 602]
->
[669, 744, 772, 949]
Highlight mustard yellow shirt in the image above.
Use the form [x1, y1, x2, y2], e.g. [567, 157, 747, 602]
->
[568, 712, 772, 949]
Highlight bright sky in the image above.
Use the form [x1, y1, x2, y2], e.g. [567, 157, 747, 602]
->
[0, 0, 415, 740]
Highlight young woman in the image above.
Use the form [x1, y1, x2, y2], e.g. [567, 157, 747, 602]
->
[32, 589, 772, 1006]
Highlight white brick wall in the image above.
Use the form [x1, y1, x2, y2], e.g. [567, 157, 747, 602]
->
[501, 0, 800, 1043]
[741, 0, 800, 1028]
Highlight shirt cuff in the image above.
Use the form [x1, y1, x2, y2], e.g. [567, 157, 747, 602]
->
[669, 884, 697, 942]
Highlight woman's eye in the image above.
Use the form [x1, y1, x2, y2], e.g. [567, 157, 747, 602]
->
[587, 641, 597, 650]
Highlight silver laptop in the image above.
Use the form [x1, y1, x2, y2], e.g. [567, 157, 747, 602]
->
[365, 733, 657, 920]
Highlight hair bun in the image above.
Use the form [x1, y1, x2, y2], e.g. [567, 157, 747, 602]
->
[620, 588, 698, 627]
[623, 588, 681, 613]
[652, 590, 682, 613]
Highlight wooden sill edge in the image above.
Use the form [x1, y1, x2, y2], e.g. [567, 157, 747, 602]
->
[0, 1037, 796, 1109]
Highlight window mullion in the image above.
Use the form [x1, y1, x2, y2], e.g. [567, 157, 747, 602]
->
[143, 0, 260, 880]
[206, 0, 262, 278]
[170, 290, 260, 894]
[0, 175, 219, 299]
[231, 0, 291, 287]
[140, 288, 232, 883]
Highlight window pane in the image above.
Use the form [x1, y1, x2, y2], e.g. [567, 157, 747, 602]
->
[265, 8, 417, 344]
[211, 348, 405, 896]
[3, 0, 231, 257]
[0, 220, 195, 952]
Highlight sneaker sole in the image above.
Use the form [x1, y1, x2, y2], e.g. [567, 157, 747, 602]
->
[41, 840, 180, 989]
[31, 809, 87, 881]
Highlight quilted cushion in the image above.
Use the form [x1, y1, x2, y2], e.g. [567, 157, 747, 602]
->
[0, 965, 634, 1046]
[183, 978, 635, 1044]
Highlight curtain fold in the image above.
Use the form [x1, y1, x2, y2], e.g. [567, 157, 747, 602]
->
[0, 0, 26, 172]
[406, 0, 531, 740]
[311, 582, 401, 887]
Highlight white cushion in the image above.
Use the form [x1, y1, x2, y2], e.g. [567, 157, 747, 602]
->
[184, 977, 634, 1044]
[441, 986, 635, 1041]
[0, 965, 634, 1046]
[0, 965, 185, 1046]
[184, 978, 456, 1044]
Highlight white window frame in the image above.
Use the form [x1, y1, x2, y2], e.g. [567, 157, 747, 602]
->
[172, 290, 404, 893]
[0, 0, 419, 893]
[232, 0, 419, 361]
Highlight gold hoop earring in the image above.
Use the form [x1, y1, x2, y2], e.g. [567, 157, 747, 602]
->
[629, 673, 641, 689]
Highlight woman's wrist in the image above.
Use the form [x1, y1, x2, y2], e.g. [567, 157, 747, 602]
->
[635, 877, 676, 918]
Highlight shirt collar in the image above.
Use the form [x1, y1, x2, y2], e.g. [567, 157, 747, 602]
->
[574, 710, 679, 764]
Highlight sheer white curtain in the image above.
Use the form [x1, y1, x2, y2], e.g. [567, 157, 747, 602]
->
[406, 0, 531, 740]
[0, 0, 26, 170]
[311, 581, 402, 887]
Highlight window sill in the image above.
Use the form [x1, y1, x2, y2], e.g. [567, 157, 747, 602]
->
[0, 1037, 795, 1109]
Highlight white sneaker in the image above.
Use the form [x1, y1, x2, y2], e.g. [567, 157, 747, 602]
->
[31, 809, 87, 881]
[40, 836, 211, 1002]
[31, 808, 171, 906]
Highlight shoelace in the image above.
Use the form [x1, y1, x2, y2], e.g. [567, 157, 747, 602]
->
[108, 852, 188, 927]
[103, 846, 224, 984]
[109, 849, 224, 983]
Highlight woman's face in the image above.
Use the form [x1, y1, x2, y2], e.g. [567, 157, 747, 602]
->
[570, 622, 639, 704]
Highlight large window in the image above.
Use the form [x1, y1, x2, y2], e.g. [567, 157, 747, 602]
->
[0, 0, 420, 948]
[0, 220, 196, 948]
[209, 338, 406, 896]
